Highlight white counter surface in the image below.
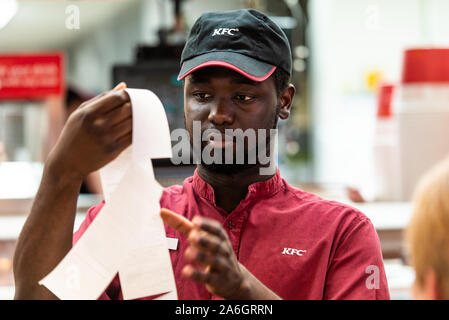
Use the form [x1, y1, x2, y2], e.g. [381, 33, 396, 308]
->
[0, 194, 102, 240]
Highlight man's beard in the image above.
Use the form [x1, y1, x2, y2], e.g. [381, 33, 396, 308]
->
[193, 105, 280, 175]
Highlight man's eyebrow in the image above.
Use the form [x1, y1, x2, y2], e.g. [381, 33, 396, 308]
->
[230, 77, 261, 86]
[188, 74, 262, 86]
[189, 75, 210, 84]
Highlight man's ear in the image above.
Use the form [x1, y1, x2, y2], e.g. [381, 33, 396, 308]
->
[278, 84, 295, 120]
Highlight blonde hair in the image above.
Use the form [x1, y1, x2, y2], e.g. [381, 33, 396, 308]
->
[406, 155, 449, 298]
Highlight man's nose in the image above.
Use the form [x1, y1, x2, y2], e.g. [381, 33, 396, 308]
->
[207, 99, 234, 125]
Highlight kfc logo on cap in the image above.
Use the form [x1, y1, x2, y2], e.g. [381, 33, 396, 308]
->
[212, 28, 239, 36]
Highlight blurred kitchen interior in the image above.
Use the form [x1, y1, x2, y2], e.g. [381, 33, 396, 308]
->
[2, 0, 449, 299]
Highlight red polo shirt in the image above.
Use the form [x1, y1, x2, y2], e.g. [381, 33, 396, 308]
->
[73, 169, 390, 300]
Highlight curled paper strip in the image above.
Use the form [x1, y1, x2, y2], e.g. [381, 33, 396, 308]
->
[39, 89, 177, 300]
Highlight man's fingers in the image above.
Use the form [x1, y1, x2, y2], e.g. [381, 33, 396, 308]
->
[184, 246, 228, 271]
[193, 216, 228, 240]
[182, 265, 227, 292]
[182, 265, 212, 284]
[160, 208, 194, 236]
[114, 131, 132, 151]
[87, 89, 130, 115]
[113, 82, 127, 91]
[79, 82, 127, 109]
[111, 117, 132, 141]
[188, 229, 230, 257]
[108, 102, 132, 127]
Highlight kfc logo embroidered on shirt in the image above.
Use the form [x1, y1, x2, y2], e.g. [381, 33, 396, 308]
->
[282, 248, 307, 256]
[212, 28, 239, 36]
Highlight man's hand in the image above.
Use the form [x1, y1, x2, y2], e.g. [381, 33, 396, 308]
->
[160, 208, 249, 299]
[14, 83, 133, 299]
[47, 82, 132, 183]
[160, 208, 281, 300]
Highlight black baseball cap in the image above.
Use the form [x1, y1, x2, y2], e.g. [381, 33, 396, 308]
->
[177, 9, 292, 82]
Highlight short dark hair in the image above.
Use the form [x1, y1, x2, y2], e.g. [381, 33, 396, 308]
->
[272, 67, 290, 97]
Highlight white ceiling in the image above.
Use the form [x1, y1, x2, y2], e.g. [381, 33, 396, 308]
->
[0, 0, 140, 52]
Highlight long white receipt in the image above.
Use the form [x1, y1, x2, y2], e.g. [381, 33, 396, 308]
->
[39, 89, 177, 300]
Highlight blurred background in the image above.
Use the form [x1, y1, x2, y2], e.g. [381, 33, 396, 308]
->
[2, 0, 449, 299]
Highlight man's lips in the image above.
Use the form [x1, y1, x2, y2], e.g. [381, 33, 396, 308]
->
[204, 132, 234, 149]
[207, 138, 233, 148]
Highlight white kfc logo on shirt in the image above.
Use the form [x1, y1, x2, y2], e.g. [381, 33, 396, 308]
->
[282, 248, 307, 256]
[212, 28, 239, 36]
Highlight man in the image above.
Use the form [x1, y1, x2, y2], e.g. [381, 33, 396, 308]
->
[13, 9, 389, 300]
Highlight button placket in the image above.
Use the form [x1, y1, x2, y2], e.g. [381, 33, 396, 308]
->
[225, 210, 249, 257]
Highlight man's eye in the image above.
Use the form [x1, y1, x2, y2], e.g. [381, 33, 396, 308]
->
[235, 94, 253, 102]
[194, 93, 212, 100]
